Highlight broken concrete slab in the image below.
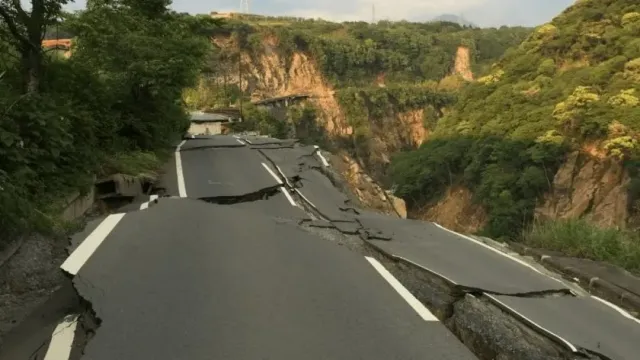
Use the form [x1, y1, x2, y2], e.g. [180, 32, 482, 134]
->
[95, 174, 144, 199]
[72, 198, 478, 360]
[180, 146, 280, 199]
[259, 145, 320, 178]
[224, 191, 309, 220]
[355, 210, 396, 240]
[447, 294, 572, 360]
[489, 294, 640, 360]
[365, 219, 568, 294]
[331, 221, 362, 234]
[295, 169, 355, 221]
[180, 136, 245, 150]
[509, 243, 640, 315]
[242, 136, 298, 147]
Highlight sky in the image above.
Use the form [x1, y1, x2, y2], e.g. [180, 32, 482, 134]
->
[65, 0, 577, 28]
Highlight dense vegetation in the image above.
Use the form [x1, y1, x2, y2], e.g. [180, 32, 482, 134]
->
[187, 16, 532, 180]
[215, 17, 531, 86]
[0, 0, 214, 247]
[391, 0, 640, 240]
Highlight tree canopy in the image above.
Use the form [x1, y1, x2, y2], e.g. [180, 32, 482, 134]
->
[214, 17, 531, 87]
[390, 0, 640, 239]
[0, 0, 214, 246]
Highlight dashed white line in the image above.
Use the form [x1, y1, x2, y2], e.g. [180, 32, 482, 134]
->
[314, 145, 330, 167]
[365, 257, 439, 321]
[44, 314, 79, 360]
[275, 165, 293, 187]
[280, 187, 297, 206]
[261, 162, 283, 185]
[139, 194, 159, 210]
[235, 138, 245, 145]
[61, 213, 125, 275]
[175, 140, 187, 198]
[261, 162, 298, 206]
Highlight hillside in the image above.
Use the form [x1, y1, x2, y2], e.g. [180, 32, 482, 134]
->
[431, 14, 477, 27]
[390, 0, 640, 262]
[185, 17, 530, 210]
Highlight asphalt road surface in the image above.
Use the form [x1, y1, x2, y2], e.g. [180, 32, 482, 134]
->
[73, 199, 475, 359]
[5, 134, 640, 360]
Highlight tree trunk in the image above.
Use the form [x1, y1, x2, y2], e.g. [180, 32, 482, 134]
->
[22, 46, 41, 94]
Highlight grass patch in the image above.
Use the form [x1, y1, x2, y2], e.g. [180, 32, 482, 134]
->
[97, 150, 168, 177]
[523, 219, 640, 274]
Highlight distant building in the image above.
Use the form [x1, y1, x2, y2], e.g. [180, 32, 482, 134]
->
[42, 38, 72, 58]
[210, 12, 234, 19]
[189, 112, 235, 136]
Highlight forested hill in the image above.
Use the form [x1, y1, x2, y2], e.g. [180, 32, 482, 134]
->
[391, 0, 640, 239]
[0, 2, 215, 246]
[197, 16, 532, 193]
[213, 17, 532, 86]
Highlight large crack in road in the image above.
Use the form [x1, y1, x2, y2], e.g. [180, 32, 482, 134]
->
[22, 134, 637, 360]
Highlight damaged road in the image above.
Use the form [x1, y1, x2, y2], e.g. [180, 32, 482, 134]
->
[5, 134, 640, 360]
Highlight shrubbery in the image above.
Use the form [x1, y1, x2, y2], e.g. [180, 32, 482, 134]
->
[0, 0, 214, 247]
[391, 0, 640, 240]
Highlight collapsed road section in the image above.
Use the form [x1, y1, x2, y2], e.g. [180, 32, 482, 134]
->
[6, 134, 639, 360]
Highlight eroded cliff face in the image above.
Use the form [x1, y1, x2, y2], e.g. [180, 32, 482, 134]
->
[536, 151, 630, 228]
[413, 150, 632, 234]
[454, 47, 474, 81]
[214, 36, 413, 214]
[412, 186, 487, 233]
[212, 36, 632, 233]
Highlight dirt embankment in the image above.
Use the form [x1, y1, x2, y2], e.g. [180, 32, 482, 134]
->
[454, 46, 474, 81]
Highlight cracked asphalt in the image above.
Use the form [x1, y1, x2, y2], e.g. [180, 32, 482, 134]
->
[3, 134, 640, 360]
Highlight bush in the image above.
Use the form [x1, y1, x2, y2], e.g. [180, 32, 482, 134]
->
[523, 219, 640, 273]
[0, 1, 214, 247]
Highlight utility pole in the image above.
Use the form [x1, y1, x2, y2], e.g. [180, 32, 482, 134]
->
[238, 52, 243, 120]
[372, 3, 375, 23]
[240, 0, 249, 13]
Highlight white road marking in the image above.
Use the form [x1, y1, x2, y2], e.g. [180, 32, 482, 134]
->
[176, 140, 187, 198]
[280, 187, 297, 206]
[44, 314, 79, 360]
[433, 223, 548, 276]
[261, 162, 283, 184]
[485, 294, 578, 352]
[275, 165, 293, 187]
[61, 213, 125, 275]
[138, 195, 159, 210]
[365, 257, 439, 321]
[244, 138, 253, 144]
[294, 189, 318, 209]
[314, 145, 330, 167]
[591, 296, 640, 325]
[236, 138, 245, 145]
